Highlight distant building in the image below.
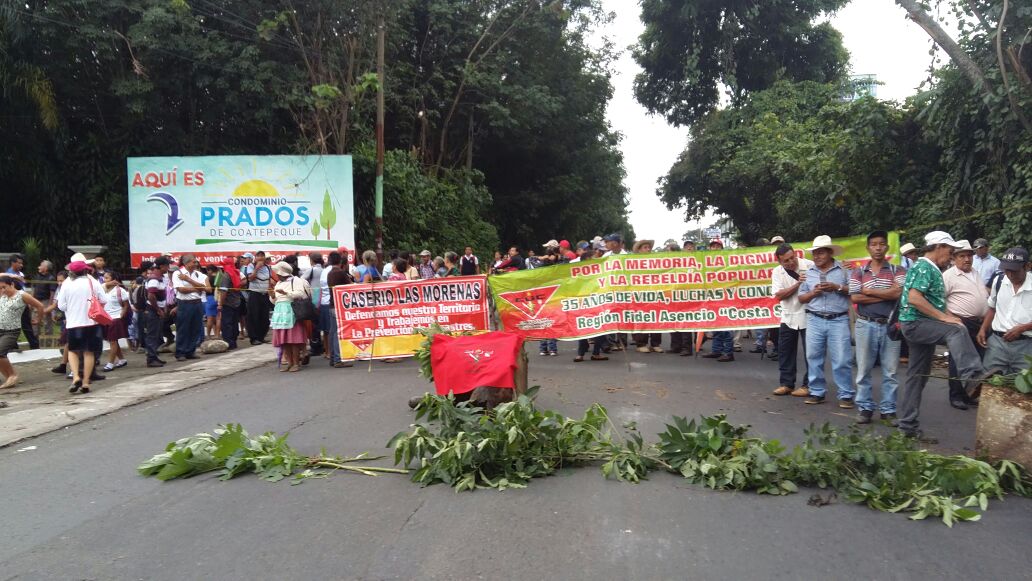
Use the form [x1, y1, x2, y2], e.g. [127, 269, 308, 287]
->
[844, 74, 878, 101]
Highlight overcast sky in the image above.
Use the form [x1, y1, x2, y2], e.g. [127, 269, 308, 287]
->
[593, 0, 950, 244]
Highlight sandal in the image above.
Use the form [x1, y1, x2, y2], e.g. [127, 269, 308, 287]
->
[590, 355, 609, 361]
[69, 378, 83, 393]
[288, 365, 300, 372]
[573, 356, 584, 362]
[79, 385, 90, 394]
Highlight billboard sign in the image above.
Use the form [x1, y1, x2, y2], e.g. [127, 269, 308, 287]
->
[127, 155, 354, 266]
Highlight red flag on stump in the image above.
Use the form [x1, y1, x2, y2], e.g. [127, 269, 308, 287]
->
[430, 332, 524, 396]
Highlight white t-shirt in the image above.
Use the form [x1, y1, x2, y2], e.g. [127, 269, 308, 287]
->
[771, 258, 814, 330]
[174, 268, 207, 301]
[382, 262, 395, 278]
[58, 275, 107, 329]
[989, 274, 1032, 337]
[602, 249, 628, 257]
[319, 266, 333, 306]
[103, 286, 128, 318]
[146, 276, 167, 309]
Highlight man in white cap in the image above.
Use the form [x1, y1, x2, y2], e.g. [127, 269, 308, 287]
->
[417, 250, 435, 279]
[798, 235, 854, 406]
[898, 231, 986, 439]
[977, 247, 1032, 374]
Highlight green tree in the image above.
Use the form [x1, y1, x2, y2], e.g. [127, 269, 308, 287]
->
[632, 0, 850, 127]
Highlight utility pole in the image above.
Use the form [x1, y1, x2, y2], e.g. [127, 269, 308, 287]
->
[374, 13, 386, 265]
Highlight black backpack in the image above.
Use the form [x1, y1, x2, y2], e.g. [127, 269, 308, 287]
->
[131, 282, 149, 311]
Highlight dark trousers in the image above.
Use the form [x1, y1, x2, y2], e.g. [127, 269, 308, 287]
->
[948, 317, 984, 402]
[899, 319, 986, 433]
[175, 301, 203, 357]
[777, 324, 808, 388]
[221, 304, 240, 349]
[578, 338, 603, 357]
[142, 311, 163, 362]
[246, 292, 272, 341]
[162, 313, 176, 345]
[670, 332, 694, 354]
[21, 307, 39, 349]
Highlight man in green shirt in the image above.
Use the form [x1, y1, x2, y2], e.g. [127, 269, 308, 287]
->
[898, 231, 986, 439]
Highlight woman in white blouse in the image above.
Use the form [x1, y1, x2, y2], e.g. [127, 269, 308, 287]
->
[0, 274, 45, 388]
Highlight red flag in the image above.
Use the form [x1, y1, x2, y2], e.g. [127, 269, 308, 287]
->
[430, 332, 524, 395]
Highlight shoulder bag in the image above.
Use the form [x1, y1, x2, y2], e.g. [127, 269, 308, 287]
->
[87, 277, 114, 326]
[290, 279, 317, 322]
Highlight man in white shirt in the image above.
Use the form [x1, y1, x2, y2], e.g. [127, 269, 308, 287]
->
[771, 244, 813, 397]
[972, 238, 1001, 286]
[943, 241, 989, 409]
[173, 253, 210, 361]
[978, 247, 1032, 375]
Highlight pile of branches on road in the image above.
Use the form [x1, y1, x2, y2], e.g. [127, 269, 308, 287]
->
[389, 392, 1031, 527]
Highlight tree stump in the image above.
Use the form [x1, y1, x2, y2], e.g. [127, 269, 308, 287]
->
[975, 385, 1032, 468]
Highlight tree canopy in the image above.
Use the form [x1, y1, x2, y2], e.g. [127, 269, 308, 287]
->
[0, 0, 632, 266]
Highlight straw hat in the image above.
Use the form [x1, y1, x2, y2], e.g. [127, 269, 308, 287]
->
[806, 235, 843, 255]
[632, 239, 655, 253]
[273, 262, 294, 277]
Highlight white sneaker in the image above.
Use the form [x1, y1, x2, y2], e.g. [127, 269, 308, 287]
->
[115, 359, 128, 368]
[102, 363, 115, 372]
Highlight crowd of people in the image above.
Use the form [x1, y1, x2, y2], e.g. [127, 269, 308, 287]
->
[2, 230, 1028, 441]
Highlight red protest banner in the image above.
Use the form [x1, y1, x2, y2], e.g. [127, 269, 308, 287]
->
[332, 275, 491, 361]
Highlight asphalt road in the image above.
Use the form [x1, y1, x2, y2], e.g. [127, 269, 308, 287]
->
[2, 344, 1030, 580]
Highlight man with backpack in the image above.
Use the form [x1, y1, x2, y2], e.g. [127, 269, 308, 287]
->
[977, 247, 1032, 375]
[849, 231, 907, 424]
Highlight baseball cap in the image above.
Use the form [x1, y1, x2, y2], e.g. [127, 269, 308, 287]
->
[924, 231, 965, 248]
[66, 261, 89, 273]
[542, 239, 559, 248]
[559, 240, 570, 249]
[603, 233, 623, 243]
[1000, 247, 1029, 271]
[419, 249, 431, 256]
[576, 241, 591, 250]
[242, 252, 255, 259]
[770, 235, 785, 243]
[972, 238, 989, 249]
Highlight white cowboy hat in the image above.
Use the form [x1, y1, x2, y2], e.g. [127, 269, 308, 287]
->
[899, 243, 917, 255]
[953, 240, 974, 253]
[69, 252, 96, 266]
[806, 235, 843, 255]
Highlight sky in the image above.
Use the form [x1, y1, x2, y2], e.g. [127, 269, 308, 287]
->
[593, 0, 950, 245]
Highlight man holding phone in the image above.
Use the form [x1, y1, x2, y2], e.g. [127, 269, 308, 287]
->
[798, 235, 855, 407]
[771, 244, 813, 397]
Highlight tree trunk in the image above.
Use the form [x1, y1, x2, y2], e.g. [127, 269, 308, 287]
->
[895, 0, 993, 96]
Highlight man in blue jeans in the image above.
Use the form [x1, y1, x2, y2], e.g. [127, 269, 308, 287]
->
[798, 235, 854, 406]
[849, 231, 906, 424]
[173, 253, 211, 362]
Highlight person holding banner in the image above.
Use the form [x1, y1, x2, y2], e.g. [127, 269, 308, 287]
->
[771, 244, 812, 397]
[798, 235, 855, 406]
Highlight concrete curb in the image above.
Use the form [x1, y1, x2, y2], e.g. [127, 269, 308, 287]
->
[0, 345, 275, 448]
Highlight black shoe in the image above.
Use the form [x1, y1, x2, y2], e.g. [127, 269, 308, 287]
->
[857, 409, 873, 424]
[900, 429, 938, 444]
[767, 351, 779, 360]
[185, 354, 200, 360]
[69, 379, 82, 393]
[89, 372, 105, 381]
[804, 395, 825, 405]
[950, 399, 969, 411]
[716, 354, 734, 362]
[176, 356, 186, 362]
[156, 358, 167, 365]
[749, 347, 763, 353]
[838, 398, 855, 409]
[147, 360, 165, 368]
[966, 398, 979, 407]
[701, 352, 721, 359]
[880, 412, 898, 426]
[250, 339, 260, 346]
[51, 363, 67, 375]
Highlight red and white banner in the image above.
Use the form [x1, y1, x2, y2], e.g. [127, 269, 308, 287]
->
[332, 276, 491, 361]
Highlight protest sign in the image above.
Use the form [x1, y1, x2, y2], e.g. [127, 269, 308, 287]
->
[127, 155, 354, 266]
[333, 276, 491, 361]
[488, 233, 899, 340]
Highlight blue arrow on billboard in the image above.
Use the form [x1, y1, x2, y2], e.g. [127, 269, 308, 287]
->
[147, 191, 185, 235]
